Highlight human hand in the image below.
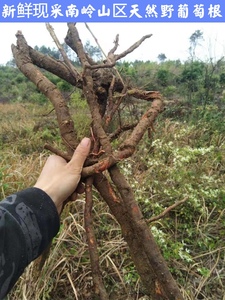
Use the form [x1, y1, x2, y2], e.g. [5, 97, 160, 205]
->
[34, 137, 91, 214]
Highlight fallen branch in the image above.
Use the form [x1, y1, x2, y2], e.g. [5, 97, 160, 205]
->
[147, 197, 189, 223]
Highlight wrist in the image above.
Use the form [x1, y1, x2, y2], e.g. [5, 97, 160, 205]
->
[33, 184, 62, 214]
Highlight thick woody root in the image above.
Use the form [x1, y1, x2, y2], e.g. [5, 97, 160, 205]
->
[12, 25, 183, 300]
[84, 177, 109, 300]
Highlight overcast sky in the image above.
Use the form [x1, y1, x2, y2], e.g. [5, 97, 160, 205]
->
[1, 22, 225, 64]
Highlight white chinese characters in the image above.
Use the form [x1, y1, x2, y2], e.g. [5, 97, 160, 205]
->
[1, 3, 224, 20]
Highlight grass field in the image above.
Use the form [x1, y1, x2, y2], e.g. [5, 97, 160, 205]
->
[0, 102, 224, 300]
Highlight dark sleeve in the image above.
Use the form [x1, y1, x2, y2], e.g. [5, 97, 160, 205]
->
[0, 187, 60, 299]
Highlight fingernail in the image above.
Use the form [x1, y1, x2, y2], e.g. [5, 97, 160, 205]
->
[80, 137, 91, 147]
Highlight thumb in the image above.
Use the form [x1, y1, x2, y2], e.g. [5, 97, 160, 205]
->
[68, 137, 91, 171]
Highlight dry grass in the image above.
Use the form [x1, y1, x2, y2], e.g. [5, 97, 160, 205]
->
[1, 103, 225, 299]
[0, 103, 138, 299]
[0, 103, 48, 196]
[10, 198, 134, 300]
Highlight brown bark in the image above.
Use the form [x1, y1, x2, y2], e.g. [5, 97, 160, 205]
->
[109, 166, 183, 299]
[84, 177, 109, 300]
[93, 172, 159, 297]
[12, 25, 184, 300]
[29, 46, 83, 88]
[93, 169, 183, 299]
[12, 31, 78, 154]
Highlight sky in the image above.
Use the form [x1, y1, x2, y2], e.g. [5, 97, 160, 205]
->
[1, 22, 225, 65]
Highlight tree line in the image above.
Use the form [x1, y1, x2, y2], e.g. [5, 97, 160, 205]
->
[2, 30, 225, 112]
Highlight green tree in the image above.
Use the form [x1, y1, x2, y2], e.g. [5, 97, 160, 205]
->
[34, 45, 60, 59]
[157, 53, 167, 63]
[179, 61, 204, 100]
[157, 69, 170, 86]
[189, 30, 204, 60]
[84, 40, 102, 61]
